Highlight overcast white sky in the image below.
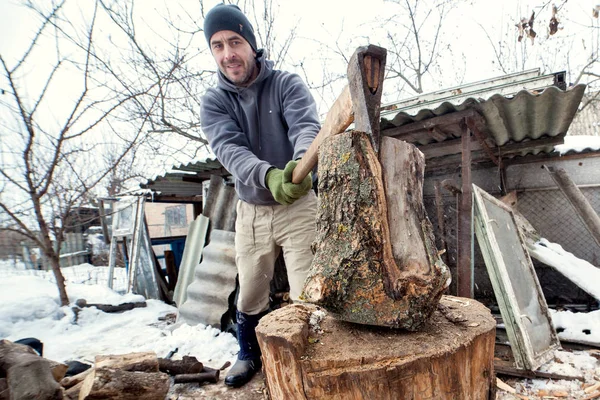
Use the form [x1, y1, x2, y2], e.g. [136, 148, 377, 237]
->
[1, 0, 597, 99]
[0, 0, 597, 186]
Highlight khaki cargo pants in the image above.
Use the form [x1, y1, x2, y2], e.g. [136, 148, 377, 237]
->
[235, 191, 317, 315]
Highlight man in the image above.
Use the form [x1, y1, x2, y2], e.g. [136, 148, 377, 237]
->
[200, 3, 320, 387]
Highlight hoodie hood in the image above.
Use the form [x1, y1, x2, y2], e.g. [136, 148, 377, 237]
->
[216, 51, 273, 93]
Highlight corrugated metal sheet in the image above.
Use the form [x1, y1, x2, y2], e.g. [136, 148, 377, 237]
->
[382, 84, 586, 158]
[177, 229, 237, 328]
[173, 214, 209, 307]
[202, 175, 238, 232]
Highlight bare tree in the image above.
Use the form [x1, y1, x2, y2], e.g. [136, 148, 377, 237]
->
[95, 0, 300, 149]
[0, 0, 150, 305]
[382, 0, 462, 96]
[478, 2, 600, 125]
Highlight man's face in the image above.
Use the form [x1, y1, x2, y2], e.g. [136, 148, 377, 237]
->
[210, 30, 257, 87]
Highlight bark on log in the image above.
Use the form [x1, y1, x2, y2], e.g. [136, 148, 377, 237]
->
[0, 378, 8, 400]
[172, 370, 219, 384]
[256, 298, 496, 400]
[61, 369, 93, 389]
[158, 356, 203, 375]
[0, 340, 63, 400]
[94, 352, 158, 372]
[302, 133, 450, 329]
[78, 368, 169, 400]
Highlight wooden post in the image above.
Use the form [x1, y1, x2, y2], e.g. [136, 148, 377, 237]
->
[434, 180, 449, 265]
[457, 119, 473, 298]
[544, 165, 600, 249]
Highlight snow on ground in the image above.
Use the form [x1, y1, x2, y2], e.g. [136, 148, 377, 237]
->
[1, 261, 599, 399]
[0, 263, 238, 369]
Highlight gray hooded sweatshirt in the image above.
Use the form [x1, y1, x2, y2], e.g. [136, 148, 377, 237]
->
[200, 54, 320, 205]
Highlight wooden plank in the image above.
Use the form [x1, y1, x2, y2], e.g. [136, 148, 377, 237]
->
[434, 180, 449, 265]
[421, 135, 481, 159]
[544, 165, 600, 249]
[494, 359, 583, 381]
[425, 136, 565, 172]
[467, 117, 501, 166]
[457, 122, 473, 298]
[381, 109, 481, 140]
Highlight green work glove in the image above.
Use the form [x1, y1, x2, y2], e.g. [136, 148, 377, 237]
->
[266, 168, 295, 205]
[282, 160, 312, 199]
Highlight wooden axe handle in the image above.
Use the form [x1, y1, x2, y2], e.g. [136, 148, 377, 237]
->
[292, 86, 353, 184]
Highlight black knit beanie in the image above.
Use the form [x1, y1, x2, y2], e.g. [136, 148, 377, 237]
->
[204, 4, 257, 52]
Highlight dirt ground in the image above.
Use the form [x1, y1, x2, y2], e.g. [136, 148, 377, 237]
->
[166, 370, 267, 400]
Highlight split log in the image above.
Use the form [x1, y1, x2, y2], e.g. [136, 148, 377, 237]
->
[49, 360, 69, 382]
[172, 370, 219, 384]
[61, 369, 93, 389]
[75, 299, 147, 313]
[0, 340, 64, 400]
[302, 133, 450, 329]
[78, 368, 169, 400]
[94, 352, 158, 372]
[158, 356, 203, 375]
[256, 298, 496, 400]
[64, 381, 83, 400]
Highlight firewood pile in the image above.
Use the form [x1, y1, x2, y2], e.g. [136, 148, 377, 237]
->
[0, 340, 224, 400]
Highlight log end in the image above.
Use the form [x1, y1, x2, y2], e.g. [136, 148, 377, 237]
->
[257, 297, 496, 400]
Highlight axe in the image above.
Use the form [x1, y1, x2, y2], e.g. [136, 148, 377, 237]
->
[292, 45, 387, 184]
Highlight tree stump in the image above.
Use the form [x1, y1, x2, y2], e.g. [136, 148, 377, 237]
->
[301, 132, 450, 329]
[256, 298, 496, 400]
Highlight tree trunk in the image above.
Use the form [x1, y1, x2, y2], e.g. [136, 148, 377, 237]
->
[302, 132, 450, 329]
[256, 298, 496, 400]
[0, 340, 63, 400]
[49, 252, 69, 306]
[78, 368, 169, 400]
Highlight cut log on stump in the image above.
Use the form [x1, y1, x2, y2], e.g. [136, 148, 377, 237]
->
[302, 132, 450, 329]
[0, 339, 63, 400]
[78, 368, 169, 400]
[256, 298, 496, 400]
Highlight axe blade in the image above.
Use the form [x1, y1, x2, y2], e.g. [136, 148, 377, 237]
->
[347, 44, 387, 154]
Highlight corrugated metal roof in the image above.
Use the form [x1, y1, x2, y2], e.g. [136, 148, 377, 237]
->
[140, 70, 587, 195]
[381, 84, 586, 158]
[139, 156, 228, 198]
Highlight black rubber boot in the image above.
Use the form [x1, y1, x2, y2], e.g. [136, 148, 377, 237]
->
[225, 310, 268, 387]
